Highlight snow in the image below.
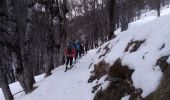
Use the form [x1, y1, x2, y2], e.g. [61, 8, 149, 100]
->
[93, 8, 170, 97]
[14, 50, 98, 100]
[121, 95, 130, 100]
[128, 6, 170, 31]
[0, 82, 24, 100]
[12, 49, 110, 100]
[168, 57, 170, 63]
[0, 74, 45, 100]
[1, 5, 170, 100]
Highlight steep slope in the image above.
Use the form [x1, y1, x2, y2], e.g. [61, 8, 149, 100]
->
[90, 12, 170, 100]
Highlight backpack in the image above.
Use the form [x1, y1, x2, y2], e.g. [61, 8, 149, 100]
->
[77, 42, 81, 49]
[72, 42, 78, 49]
[67, 44, 72, 54]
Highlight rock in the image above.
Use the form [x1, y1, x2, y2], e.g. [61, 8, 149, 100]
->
[88, 60, 110, 83]
[145, 64, 170, 100]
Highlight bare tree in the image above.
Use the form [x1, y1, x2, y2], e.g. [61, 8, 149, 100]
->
[21, 0, 36, 93]
[0, 0, 14, 99]
[106, 0, 115, 40]
[156, 0, 161, 17]
[0, 55, 13, 100]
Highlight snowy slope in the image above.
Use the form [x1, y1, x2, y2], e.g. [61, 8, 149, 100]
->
[92, 12, 170, 98]
[129, 6, 170, 30]
[0, 74, 45, 100]
[14, 49, 110, 100]
[1, 6, 170, 100]
[15, 50, 97, 100]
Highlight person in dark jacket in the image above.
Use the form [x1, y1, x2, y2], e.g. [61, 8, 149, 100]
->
[76, 41, 81, 58]
[72, 40, 77, 59]
[85, 40, 89, 54]
[65, 44, 76, 72]
[72, 40, 81, 60]
[80, 41, 84, 55]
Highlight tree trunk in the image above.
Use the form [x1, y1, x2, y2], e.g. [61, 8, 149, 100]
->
[0, 67, 13, 100]
[46, 28, 54, 76]
[14, 46, 28, 93]
[0, 48, 13, 100]
[45, 3, 55, 76]
[58, 0, 68, 66]
[0, 65, 13, 100]
[0, 1, 14, 99]
[11, 0, 29, 93]
[22, 0, 36, 93]
[106, 0, 116, 40]
[157, 0, 161, 17]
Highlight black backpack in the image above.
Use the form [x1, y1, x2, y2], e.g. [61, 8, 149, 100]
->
[67, 44, 72, 54]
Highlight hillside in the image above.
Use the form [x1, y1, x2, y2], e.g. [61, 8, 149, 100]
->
[91, 10, 170, 100]
[1, 6, 170, 100]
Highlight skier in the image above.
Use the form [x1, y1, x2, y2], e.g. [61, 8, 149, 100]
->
[94, 41, 98, 48]
[80, 41, 85, 56]
[85, 40, 89, 54]
[72, 40, 78, 60]
[65, 43, 76, 72]
[72, 40, 81, 60]
[76, 41, 81, 58]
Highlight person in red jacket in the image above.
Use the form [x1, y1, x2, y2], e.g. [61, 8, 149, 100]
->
[65, 44, 76, 72]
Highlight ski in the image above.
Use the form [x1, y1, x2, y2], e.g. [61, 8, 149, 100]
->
[69, 60, 79, 70]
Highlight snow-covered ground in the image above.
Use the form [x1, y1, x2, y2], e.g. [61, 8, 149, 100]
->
[1, 5, 170, 100]
[92, 7, 170, 98]
[128, 5, 170, 30]
[16, 50, 98, 100]
[0, 74, 45, 100]
[115, 5, 170, 35]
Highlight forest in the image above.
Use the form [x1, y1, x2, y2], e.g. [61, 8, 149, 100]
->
[0, 0, 170, 100]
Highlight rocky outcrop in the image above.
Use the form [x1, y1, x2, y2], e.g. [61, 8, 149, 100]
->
[94, 79, 133, 100]
[108, 59, 134, 82]
[145, 60, 170, 100]
[98, 43, 111, 59]
[156, 56, 169, 72]
[125, 40, 145, 53]
[88, 60, 110, 83]
[93, 59, 144, 100]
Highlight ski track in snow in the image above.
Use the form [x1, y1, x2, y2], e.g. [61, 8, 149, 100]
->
[15, 50, 97, 100]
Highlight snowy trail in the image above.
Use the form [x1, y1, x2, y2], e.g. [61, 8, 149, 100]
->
[16, 50, 97, 100]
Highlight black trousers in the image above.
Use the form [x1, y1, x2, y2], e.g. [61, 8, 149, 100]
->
[66, 57, 73, 67]
[75, 49, 82, 60]
[75, 49, 80, 60]
[77, 49, 81, 58]
[85, 46, 88, 53]
[78, 49, 82, 57]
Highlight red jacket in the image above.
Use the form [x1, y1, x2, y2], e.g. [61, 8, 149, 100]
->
[65, 48, 76, 57]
